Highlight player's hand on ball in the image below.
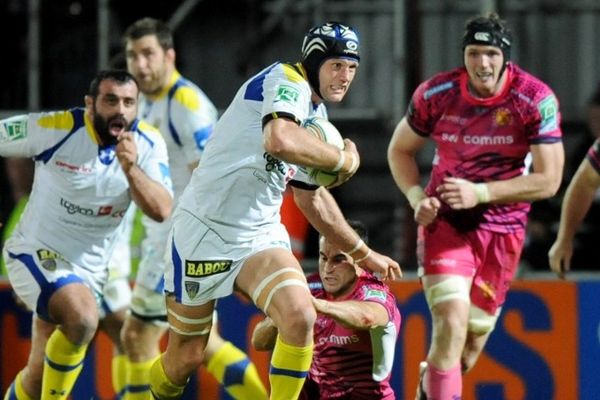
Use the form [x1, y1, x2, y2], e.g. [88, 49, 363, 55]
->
[327, 139, 360, 189]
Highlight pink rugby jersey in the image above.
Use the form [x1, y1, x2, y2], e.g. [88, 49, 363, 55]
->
[305, 272, 401, 399]
[407, 63, 562, 233]
[586, 139, 600, 174]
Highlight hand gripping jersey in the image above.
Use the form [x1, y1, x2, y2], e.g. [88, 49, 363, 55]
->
[0, 108, 172, 273]
[177, 62, 326, 242]
[407, 63, 563, 233]
[306, 272, 401, 399]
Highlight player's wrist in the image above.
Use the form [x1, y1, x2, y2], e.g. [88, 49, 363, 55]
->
[332, 149, 345, 172]
[335, 150, 358, 175]
[353, 248, 372, 264]
[346, 239, 365, 256]
[346, 151, 359, 174]
[473, 183, 490, 203]
[406, 185, 426, 209]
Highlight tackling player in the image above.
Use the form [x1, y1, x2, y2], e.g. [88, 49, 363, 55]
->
[252, 220, 401, 399]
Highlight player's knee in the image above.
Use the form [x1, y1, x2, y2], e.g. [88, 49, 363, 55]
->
[175, 337, 207, 371]
[431, 311, 468, 353]
[278, 301, 316, 335]
[121, 320, 141, 353]
[61, 312, 99, 345]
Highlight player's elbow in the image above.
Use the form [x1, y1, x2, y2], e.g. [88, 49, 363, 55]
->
[357, 311, 380, 329]
[148, 200, 172, 222]
[154, 207, 172, 223]
[264, 132, 293, 158]
[542, 185, 560, 199]
[539, 176, 562, 199]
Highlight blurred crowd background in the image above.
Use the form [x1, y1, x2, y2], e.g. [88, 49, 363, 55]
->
[2, 0, 600, 273]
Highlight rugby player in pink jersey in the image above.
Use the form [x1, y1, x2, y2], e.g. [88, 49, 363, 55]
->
[387, 12, 564, 400]
[252, 220, 401, 399]
[549, 140, 600, 278]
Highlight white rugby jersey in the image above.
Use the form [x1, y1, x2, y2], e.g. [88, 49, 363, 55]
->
[177, 62, 327, 241]
[0, 108, 172, 272]
[139, 70, 217, 198]
[138, 70, 218, 243]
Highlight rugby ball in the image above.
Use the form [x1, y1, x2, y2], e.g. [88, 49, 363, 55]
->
[302, 117, 345, 186]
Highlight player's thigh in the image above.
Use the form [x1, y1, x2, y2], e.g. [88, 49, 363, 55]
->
[237, 247, 311, 317]
[470, 230, 524, 315]
[4, 240, 105, 321]
[164, 295, 215, 351]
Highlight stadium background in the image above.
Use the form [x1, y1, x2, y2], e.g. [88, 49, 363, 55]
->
[1, 0, 600, 399]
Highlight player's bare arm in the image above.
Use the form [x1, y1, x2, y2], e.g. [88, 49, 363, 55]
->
[264, 117, 359, 177]
[549, 159, 600, 278]
[293, 186, 402, 280]
[437, 142, 564, 209]
[387, 117, 441, 226]
[311, 297, 389, 330]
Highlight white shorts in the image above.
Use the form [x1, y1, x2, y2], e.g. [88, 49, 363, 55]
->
[164, 209, 291, 306]
[3, 234, 107, 321]
[98, 212, 134, 319]
[99, 276, 132, 319]
[130, 285, 168, 325]
[107, 217, 133, 281]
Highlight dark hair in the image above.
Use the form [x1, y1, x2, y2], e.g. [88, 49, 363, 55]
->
[347, 219, 369, 244]
[123, 17, 174, 51]
[462, 12, 512, 60]
[318, 219, 369, 245]
[88, 69, 138, 98]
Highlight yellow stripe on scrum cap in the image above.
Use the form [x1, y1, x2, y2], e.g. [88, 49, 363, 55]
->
[37, 111, 75, 131]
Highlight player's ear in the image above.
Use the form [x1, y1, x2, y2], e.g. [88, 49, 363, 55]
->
[166, 48, 176, 64]
[84, 95, 93, 111]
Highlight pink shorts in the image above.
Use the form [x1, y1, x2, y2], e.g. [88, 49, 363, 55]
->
[417, 219, 525, 314]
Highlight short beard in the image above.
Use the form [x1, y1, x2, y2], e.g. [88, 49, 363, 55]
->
[93, 107, 132, 147]
[93, 114, 117, 146]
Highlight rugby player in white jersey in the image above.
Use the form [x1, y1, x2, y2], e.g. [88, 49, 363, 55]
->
[0, 142, 136, 398]
[120, 17, 267, 399]
[149, 22, 402, 400]
[1, 69, 173, 400]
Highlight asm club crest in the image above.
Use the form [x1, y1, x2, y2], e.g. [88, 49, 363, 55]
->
[493, 108, 512, 127]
